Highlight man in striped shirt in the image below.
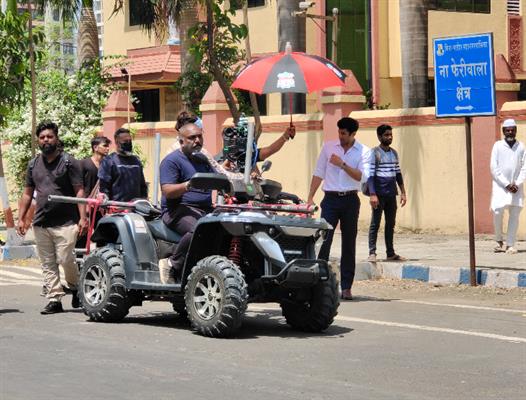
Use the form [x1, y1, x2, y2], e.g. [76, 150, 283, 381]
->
[367, 124, 407, 262]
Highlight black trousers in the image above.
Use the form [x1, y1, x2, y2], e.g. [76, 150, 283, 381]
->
[318, 192, 360, 290]
[368, 195, 397, 257]
[162, 204, 209, 273]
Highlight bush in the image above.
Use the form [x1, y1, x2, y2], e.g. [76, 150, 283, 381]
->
[1, 59, 116, 196]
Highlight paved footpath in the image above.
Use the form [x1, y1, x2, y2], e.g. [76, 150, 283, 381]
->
[330, 232, 526, 288]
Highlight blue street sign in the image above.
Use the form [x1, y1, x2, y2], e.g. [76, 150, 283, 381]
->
[433, 33, 495, 117]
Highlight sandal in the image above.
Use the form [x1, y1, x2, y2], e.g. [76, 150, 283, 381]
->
[494, 244, 505, 253]
[506, 247, 518, 254]
[386, 254, 407, 261]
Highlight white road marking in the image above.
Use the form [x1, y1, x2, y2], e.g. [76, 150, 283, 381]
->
[249, 305, 526, 344]
[1, 265, 41, 272]
[396, 300, 526, 314]
[336, 316, 526, 344]
[0, 270, 41, 281]
[0, 280, 41, 286]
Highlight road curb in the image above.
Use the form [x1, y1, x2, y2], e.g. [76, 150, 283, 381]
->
[350, 260, 526, 289]
[0, 245, 37, 261]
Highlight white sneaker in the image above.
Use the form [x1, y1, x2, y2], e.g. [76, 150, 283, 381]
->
[506, 247, 518, 254]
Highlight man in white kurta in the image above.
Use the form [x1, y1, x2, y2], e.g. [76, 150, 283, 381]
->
[490, 119, 526, 254]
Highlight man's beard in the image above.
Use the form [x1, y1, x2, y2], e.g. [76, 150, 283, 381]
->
[39, 143, 57, 155]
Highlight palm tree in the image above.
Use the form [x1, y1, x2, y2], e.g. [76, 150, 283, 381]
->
[77, 0, 99, 66]
[36, 0, 99, 66]
[400, 0, 428, 107]
[242, 1, 262, 137]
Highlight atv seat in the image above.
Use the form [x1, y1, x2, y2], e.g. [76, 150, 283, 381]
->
[147, 220, 181, 243]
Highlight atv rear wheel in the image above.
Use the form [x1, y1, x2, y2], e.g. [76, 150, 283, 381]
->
[184, 256, 247, 337]
[79, 247, 131, 322]
[281, 271, 339, 332]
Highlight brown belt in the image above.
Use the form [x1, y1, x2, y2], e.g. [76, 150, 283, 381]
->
[325, 190, 358, 196]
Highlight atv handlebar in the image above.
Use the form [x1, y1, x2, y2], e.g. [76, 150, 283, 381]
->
[48, 195, 137, 210]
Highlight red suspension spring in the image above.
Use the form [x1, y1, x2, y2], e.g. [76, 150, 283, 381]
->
[228, 237, 243, 266]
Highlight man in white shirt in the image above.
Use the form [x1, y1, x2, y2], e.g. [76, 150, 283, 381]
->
[308, 117, 364, 300]
[490, 118, 526, 254]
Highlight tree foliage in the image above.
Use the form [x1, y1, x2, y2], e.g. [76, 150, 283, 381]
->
[1, 59, 116, 194]
[0, 10, 45, 127]
[174, 0, 248, 121]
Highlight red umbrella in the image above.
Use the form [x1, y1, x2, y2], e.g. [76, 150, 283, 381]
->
[232, 43, 346, 126]
[232, 44, 346, 94]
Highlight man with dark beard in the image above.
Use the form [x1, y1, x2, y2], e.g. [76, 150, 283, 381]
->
[160, 122, 214, 281]
[17, 121, 87, 314]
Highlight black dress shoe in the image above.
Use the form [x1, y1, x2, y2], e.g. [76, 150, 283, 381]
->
[71, 290, 80, 309]
[41, 301, 64, 314]
[341, 289, 353, 301]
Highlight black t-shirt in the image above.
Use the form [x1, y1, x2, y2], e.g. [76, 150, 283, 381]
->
[26, 152, 82, 227]
[80, 157, 99, 196]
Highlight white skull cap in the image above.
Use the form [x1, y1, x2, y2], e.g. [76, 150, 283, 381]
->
[502, 118, 516, 128]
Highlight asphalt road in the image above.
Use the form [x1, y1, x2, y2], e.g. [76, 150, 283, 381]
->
[1, 265, 525, 400]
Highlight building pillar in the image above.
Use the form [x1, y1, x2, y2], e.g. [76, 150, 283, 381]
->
[471, 54, 519, 233]
[102, 90, 136, 147]
[200, 81, 235, 154]
[320, 70, 365, 142]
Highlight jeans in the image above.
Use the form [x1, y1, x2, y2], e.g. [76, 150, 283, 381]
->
[368, 195, 397, 257]
[318, 192, 360, 290]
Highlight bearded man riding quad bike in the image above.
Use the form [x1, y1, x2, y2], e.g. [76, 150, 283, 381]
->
[50, 120, 339, 338]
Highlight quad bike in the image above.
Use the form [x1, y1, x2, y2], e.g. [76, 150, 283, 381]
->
[49, 124, 339, 338]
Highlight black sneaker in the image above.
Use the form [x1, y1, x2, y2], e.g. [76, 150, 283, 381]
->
[41, 301, 64, 315]
[168, 267, 180, 284]
[62, 285, 74, 294]
[71, 290, 80, 309]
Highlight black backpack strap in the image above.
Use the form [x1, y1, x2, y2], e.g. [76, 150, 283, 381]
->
[373, 147, 381, 178]
[62, 152, 71, 168]
[28, 155, 40, 178]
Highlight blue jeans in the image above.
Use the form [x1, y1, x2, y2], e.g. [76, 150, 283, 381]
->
[318, 192, 360, 290]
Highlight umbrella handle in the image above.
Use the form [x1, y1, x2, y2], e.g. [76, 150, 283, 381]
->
[289, 93, 294, 136]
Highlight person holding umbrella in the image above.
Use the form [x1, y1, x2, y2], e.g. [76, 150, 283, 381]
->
[221, 115, 296, 174]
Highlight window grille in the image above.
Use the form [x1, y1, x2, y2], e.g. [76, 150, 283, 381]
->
[508, 0, 520, 15]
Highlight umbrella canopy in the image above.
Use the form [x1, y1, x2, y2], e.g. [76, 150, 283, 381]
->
[231, 46, 347, 95]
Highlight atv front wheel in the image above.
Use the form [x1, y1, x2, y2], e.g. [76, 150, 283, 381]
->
[184, 256, 248, 337]
[281, 271, 339, 332]
[79, 247, 131, 322]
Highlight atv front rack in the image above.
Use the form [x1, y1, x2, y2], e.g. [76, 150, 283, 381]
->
[215, 202, 318, 214]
